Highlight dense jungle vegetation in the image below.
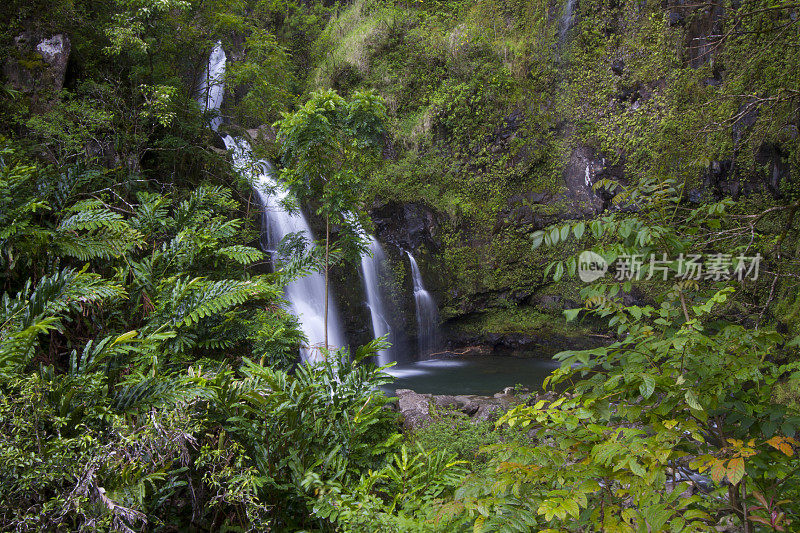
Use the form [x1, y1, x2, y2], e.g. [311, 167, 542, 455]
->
[1, 0, 800, 531]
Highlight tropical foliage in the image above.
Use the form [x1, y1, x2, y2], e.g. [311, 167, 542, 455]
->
[2, 0, 799, 531]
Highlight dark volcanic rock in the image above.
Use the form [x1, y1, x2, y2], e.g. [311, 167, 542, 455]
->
[395, 389, 434, 430]
[4, 33, 71, 110]
[370, 201, 439, 252]
[443, 328, 606, 357]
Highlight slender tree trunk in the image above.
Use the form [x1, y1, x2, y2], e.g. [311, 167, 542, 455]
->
[324, 214, 329, 355]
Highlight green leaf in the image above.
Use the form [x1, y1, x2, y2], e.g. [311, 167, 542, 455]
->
[726, 457, 745, 485]
[553, 262, 564, 282]
[619, 221, 631, 239]
[640, 374, 655, 399]
[573, 221, 585, 240]
[531, 231, 545, 249]
[550, 227, 560, 246]
[636, 228, 649, 246]
[629, 459, 646, 477]
[590, 220, 603, 238]
[685, 390, 703, 411]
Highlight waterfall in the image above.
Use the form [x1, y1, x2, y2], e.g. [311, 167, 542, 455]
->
[360, 236, 398, 366]
[198, 41, 226, 131]
[557, 0, 578, 46]
[406, 251, 440, 356]
[199, 43, 347, 362]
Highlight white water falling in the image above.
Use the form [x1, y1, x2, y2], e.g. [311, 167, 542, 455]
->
[558, 0, 578, 46]
[199, 43, 347, 362]
[198, 41, 226, 131]
[406, 251, 440, 357]
[360, 236, 396, 365]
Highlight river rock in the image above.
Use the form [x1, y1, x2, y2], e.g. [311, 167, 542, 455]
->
[395, 389, 434, 430]
[394, 388, 521, 430]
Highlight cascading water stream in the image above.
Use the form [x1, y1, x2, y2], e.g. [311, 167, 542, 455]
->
[406, 251, 440, 356]
[359, 236, 397, 366]
[198, 42, 346, 362]
[557, 0, 578, 47]
[198, 42, 226, 132]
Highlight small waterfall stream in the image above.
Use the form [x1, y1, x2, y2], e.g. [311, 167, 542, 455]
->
[360, 236, 397, 366]
[199, 42, 227, 131]
[557, 0, 578, 47]
[199, 42, 347, 362]
[406, 251, 440, 356]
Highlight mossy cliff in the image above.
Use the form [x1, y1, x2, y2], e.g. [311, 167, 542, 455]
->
[304, 0, 798, 347]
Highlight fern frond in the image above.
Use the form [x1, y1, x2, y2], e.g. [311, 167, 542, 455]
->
[57, 231, 143, 260]
[180, 279, 266, 326]
[58, 207, 125, 232]
[111, 374, 200, 413]
[1, 267, 125, 330]
[154, 276, 278, 328]
[63, 198, 106, 213]
[130, 192, 171, 236]
[68, 330, 139, 375]
[54, 205, 144, 260]
[174, 185, 237, 226]
[0, 316, 62, 369]
[0, 268, 124, 369]
[204, 218, 241, 241]
[216, 245, 264, 265]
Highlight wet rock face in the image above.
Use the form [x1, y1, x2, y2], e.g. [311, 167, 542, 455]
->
[3, 33, 71, 107]
[496, 145, 626, 235]
[492, 145, 623, 239]
[694, 144, 790, 202]
[666, 0, 725, 68]
[561, 145, 607, 216]
[370, 201, 439, 252]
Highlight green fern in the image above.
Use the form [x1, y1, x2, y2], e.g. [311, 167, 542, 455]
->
[174, 185, 238, 227]
[55, 205, 144, 260]
[216, 245, 265, 265]
[0, 268, 126, 369]
[111, 371, 204, 413]
[58, 205, 125, 231]
[177, 278, 274, 327]
[57, 233, 142, 261]
[68, 330, 140, 375]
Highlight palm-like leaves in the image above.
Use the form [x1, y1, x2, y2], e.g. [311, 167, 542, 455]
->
[56, 201, 144, 260]
[0, 268, 126, 370]
[160, 276, 278, 327]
